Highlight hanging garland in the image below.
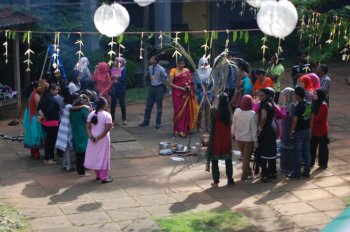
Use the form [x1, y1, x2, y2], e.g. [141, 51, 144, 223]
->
[75, 32, 84, 62]
[3, 30, 9, 64]
[159, 31, 163, 51]
[117, 34, 126, 57]
[201, 30, 209, 58]
[23, 31, 34, 72]
[107, 37, 116, 66]
[172, 32, 182, 62]
[261, 35, 268, 64]
[52, 32, 61, 73]
[139, 32, 144, 59]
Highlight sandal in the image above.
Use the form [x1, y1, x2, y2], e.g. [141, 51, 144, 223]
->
[211, 182, 219, 187]
[122, 120, 128, 126]
[8, 120, 19, 126]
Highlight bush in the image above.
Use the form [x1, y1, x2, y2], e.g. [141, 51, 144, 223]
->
[125, 59, 137, 89]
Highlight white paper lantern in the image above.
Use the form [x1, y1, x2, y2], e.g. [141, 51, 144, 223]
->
[246, 0, 273, 8]
[134, 0, 156, 7]
[257, 0, 298, 38]
[94, 3, 130, 37]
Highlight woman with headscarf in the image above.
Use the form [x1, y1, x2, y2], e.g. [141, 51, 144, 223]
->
[110, 57, 127, 125]
[194, 57, 213, 131]
[23, 81, 44, 160]
[232, 95, 258, 181]
[92, 62, 112, 101]
[298, 75, 315, 101]
[310, 89, 329, 169]
[74, 57, 92, 90]
[256, 88, 277, 182]
[206, 93, 234, 187]
[169, 57, 199, 137]
[279, 87, 297, 174]
[68, 70, 82, 94]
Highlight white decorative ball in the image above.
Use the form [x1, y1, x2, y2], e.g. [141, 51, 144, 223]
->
[257, 0, 298, 38]
[246, 0, 272, 8]
[134, 0, 156, 7]
[94, 3, 130, 37]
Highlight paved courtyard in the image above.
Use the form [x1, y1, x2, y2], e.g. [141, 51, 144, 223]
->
[0, 64, 350, 231]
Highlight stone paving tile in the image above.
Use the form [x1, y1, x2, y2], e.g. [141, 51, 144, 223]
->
[183, 201, 229, 212]
[291, 189, 335, 201]
[106, 207, 151, 221]
[257, 191, 301, 205]
[220, 196, 261, 209]
[108, 167, 146, 178]
[117, 218, 160, 232]
[2, 197, 54, 208]
[38, 228, 78, 232]
[50, 191, 93, 204]
[20, 205, 64, 219]
[308, 198, 346, 211]
[328, 164, 350, 175]
[77, 223, 122, 232]
[311, 176, 349, 187]
[67, 211, 112, 226]
[144, 203, 188, 216]
[272, 202, 317, 216]
[168, 191, 215, 203]
[88, 188, 129, 200]
[250, 216, 297, 231]
[311, 169, 336, 178]
[237, 205, 278, 219]
[202, 185, 250, 199]
[97, 196, 140, 210]
[323, 210, 344, 219]
[29, 216, 72, 230]
[324, 186, 350, 197]
[289, 212, 331, 227]
[339, 174, 350, 182]
[134, 193, 177, 207]
[304, 224, 328, 232]
[59, 202, 102, 215]
[281, 180, 320, 191]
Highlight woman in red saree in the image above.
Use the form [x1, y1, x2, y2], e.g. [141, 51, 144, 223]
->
[92, 62, 112, 101]
[169, 58, 199, 137]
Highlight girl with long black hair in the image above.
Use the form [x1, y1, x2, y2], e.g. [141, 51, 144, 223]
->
[206, 92, 234, 187]
[85, 97, 113, 183]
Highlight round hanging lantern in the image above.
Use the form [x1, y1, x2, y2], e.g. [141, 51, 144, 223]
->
[134, 0, 156, 7]
[257, 0, 298, 38]
[94, 3, 130, 37]
[246, 0, 272, 8]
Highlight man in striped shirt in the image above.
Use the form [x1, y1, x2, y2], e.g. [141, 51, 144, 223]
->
[316, 64, 331, 105]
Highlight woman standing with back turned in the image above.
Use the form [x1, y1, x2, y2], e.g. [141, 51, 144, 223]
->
[85, 97, 113, 184]
[206, 93, 234, 187]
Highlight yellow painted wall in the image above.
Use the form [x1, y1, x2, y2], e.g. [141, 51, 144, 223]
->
[182, 2, 207, 31]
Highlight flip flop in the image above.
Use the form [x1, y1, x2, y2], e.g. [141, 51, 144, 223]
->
[8, 120, 19, 126]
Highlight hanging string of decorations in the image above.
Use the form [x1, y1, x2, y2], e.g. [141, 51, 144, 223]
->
[75, 32, 84, 62]
[23, 31, 34, 72]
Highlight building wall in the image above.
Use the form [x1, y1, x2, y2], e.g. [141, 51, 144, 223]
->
[182, 2, 208, 31]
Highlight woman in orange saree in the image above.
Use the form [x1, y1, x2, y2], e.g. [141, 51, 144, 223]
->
[168, 58, 199, 137]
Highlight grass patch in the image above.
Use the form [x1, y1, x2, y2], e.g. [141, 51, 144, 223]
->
[0, 204, 33, 232]
[126, 87, 148, 104]
[155, 209, 253, 232]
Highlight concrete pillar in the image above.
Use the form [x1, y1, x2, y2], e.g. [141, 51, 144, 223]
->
[154, 1, 171, 46]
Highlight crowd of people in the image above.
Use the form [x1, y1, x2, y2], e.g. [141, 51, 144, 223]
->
[204, 50, 331, 186]
[22, 49, 332, 187]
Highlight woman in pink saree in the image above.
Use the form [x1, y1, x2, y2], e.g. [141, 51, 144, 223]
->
[169, 58, 199, 137]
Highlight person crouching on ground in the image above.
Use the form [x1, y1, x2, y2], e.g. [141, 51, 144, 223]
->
[206, 92, 234, 187]
[85, 97, 113, 184]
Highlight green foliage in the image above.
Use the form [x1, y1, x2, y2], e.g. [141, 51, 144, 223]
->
[125, 87, 148, 104]
[155, 210, 252, 232]
[0, 204, 33, 232]
[125, 60, 137, 88]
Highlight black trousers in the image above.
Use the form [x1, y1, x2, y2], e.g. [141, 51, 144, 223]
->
[211, 159, 233, 184]
[43, 126, 59, 160]
[110, 90, 126, 121]
[143, 85, 165, 124]
[259, 158, 277, 178]
[310, 135, 329, 168]
[76, 152, 86, 175]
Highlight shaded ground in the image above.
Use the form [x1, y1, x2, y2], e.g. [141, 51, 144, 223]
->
[0, 63, 350, 231]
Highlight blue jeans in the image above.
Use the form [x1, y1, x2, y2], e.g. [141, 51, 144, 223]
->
[294, 129, 311, 176]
